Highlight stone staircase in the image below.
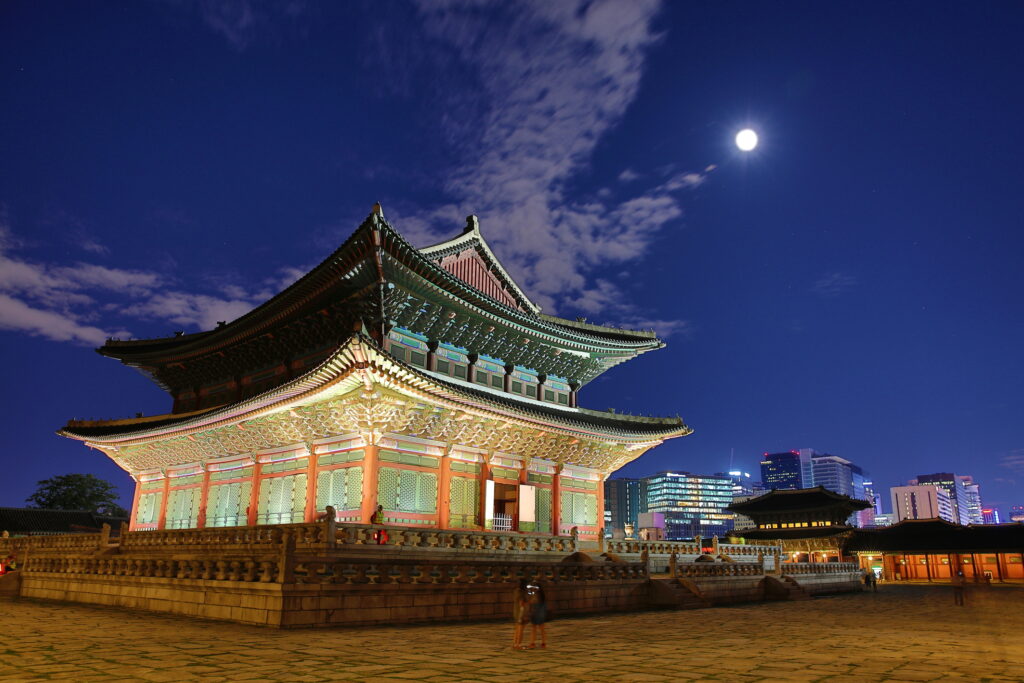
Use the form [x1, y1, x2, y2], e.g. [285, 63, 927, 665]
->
[781, 575, 812, 601]
[649, 577, 711, 609]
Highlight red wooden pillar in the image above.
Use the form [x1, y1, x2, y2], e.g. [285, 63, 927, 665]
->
[924, 553, 932, 582]
[128, 477, 143, 532]
[552, 465, 563, 536]
[478, 455, 491, 531]
[438, 448, 453, 530]
[304, 446, 318, 522]
[360, 442, 380, 523]
[247, 462, 262, 526]
[157, 474, 170, 530]
[596, 475, 606, 538]
[197, 466, 212, 528]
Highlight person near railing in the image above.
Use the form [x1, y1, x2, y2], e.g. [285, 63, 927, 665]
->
[371, 505, 388, 545]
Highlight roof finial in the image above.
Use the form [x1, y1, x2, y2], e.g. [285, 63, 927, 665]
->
[464, 214, 479, 234]
[372, 202, 384, 218]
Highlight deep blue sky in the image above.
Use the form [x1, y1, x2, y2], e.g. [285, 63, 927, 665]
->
[1, 1, 1022, 516]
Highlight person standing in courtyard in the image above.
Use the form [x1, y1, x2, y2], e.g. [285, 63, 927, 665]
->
[951, 570, 965, 606]
[526, 583, 548, 649]
[512, 579, 531, 650]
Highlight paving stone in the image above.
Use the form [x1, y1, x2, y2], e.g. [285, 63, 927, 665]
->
[1, 584, 1023, 681]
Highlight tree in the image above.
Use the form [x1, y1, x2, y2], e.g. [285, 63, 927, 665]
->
[26, 474, 128, 517]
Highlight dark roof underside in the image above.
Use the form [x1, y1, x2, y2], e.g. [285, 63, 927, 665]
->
[846, 520, 1024, 553]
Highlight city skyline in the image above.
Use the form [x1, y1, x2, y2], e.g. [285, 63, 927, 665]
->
[2, 2, 1023, 514]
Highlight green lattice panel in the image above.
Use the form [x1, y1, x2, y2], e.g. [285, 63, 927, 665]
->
[398, 470, 419, 511]
[559, 491, 574, 526]
[316, 468, 361, 512]
[345, 467, 363, 510]
[140, 480, 164, 492]
[136, 492, 161, 525]
[536, 488, 552, 534]
[169, 474, 203, 487]
[165, 487, 200, 529]
[582, 493, 598, 526]
[527, 472, 553, 485]
[378, 467, 401, 511]
[258, 473, 306, 524]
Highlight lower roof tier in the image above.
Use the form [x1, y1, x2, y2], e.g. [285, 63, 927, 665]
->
[61, 332, 691, 475]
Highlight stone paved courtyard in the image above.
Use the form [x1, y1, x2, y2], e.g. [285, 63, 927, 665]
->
[2, 584, 1023, 682]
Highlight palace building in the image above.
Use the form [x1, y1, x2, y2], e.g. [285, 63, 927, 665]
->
[60, 206, 691, 540]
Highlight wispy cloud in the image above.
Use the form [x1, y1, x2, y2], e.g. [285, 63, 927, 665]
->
[999, 449, 1024, 474]
[387, 0, 696, 336]
[618, 169, 641, 183]
[193, 0, 308, 51]
[0, 220, 299, 345]
[812, 272, 858, 298]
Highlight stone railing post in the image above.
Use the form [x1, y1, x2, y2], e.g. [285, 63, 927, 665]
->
[277, 531, 296, 584]
[324, 506, 337, 549]
[712, 535, 719, 556]
[669, 551, 678, 578]
[640, 548, 650, 573]
[118, 522, 129, 548]
[98, 523, 111, 551]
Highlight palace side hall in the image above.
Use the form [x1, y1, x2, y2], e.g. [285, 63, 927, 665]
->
[60, 206, 691, 540]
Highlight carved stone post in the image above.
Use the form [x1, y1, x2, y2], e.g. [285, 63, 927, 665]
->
[98, 523, 111, 551]
[277, 531, 296, 584]
[669, 551, 678, 578]
[324, 506, 337, 549]
[712, 535, 719, 556]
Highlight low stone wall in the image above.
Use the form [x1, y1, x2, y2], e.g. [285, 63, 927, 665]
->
[785, 572, 863, 595]
[18, 567, 651, 629]
[690, 576, 766, 605]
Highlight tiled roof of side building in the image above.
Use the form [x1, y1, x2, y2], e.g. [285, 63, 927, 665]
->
[846, 519, 1024, 553]
[0, 508, 128, 536]
[727, 486, 872, 514]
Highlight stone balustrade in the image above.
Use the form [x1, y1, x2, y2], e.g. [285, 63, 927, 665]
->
[781, 562, 859, 575]
[23, 554, 283, 583]
[605, 539, 700, 555]
[291, 558, 646, 585]
[332, 524, 576, 553]
[0, 533, 105, 552]
[673, 562, 765, 578]
[119, 523, 329, 550]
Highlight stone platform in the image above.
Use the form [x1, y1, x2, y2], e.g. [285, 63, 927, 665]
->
[1, 522, 861, 628]
[2, 584, 1023, 681]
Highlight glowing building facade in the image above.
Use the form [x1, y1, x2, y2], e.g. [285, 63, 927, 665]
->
[60, 208, 691, 540]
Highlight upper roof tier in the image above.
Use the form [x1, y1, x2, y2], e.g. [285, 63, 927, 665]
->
[98, 206, 669, 398]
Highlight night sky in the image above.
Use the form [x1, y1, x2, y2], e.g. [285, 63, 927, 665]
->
[1, 2, 1022, 516]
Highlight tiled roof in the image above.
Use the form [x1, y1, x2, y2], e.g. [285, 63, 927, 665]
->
[0, 507, 127, 536]
[727, 486, 871, 514]
[846, 519, 1024, 553]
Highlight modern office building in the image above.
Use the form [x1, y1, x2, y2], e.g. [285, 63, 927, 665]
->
[891, 485, 955, 523]
[956, 475, 984, 525]
[759, 452, 806, 490]
[982, 508, 1001, 525]
[603, 477, 646, 535]
[644, 471, 735, 540]
[721, 470, 754, 496]
[911, 473, 969, 525]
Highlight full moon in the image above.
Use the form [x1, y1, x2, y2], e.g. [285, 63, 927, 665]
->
[735, 129, 758, 151]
